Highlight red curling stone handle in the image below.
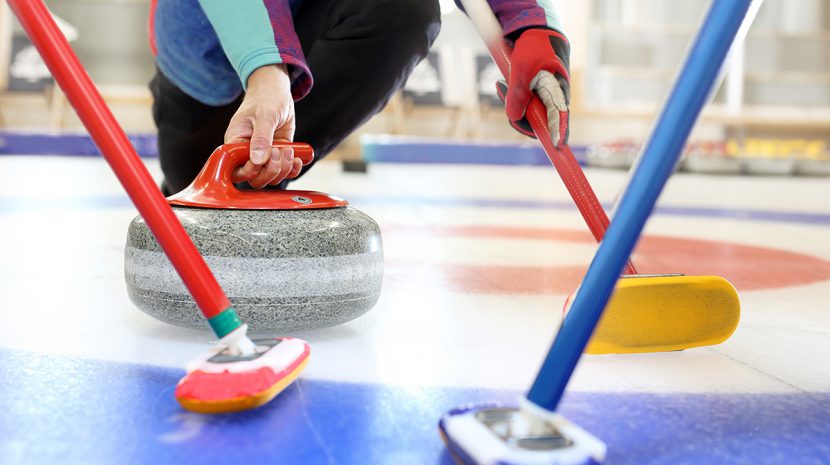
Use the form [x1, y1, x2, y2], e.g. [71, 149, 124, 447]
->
[168, 142, 347, 210]
[206, 142, 314, 186]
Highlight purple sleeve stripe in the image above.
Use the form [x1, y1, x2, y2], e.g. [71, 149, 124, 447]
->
[454, 0, 559, 37]
[262, 0, 313, 100]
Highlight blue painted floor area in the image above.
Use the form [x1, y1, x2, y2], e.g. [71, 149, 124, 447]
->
[2, 349, 828, 465]
[360, 136, 581, 166]
[2, 193, 830, 227]
[0, 131, 158, 157]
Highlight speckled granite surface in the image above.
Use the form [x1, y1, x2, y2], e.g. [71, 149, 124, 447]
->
[124, 206, 383, 331]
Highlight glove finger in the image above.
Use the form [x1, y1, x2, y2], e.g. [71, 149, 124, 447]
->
[547, 107, 561, 147]
[533, 71, 570, 146]
[533, 71, 568, 113]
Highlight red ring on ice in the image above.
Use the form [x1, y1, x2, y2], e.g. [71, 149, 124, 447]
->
[384, 226, 830, 293]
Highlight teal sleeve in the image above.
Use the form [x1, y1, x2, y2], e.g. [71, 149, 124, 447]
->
[534, 0, 564, 33]
[197, 0, 283, 91]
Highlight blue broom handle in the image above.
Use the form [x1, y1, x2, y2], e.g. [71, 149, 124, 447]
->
[527, 0, 754, 412]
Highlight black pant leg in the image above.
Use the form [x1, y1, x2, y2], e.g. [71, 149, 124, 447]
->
[150, 70, 242, 195]
[289, 0, 441, 179]
[152, 0, 440, 192]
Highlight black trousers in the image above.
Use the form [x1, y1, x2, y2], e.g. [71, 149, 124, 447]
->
[151, 0, 441, 195]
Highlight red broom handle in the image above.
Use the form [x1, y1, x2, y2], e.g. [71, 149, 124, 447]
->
[491, 41, 636, 275]
[526, 97, 638, 274]
[460, 0, 637, 275]
[7, 0, 232, 318]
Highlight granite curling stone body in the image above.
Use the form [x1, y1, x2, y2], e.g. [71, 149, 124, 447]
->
[124, 142, 383, 331]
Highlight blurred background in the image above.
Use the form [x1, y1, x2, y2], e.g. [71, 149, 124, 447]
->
[1, 0, 829, 175]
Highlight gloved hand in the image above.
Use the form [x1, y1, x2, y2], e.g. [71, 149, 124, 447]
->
[497, 28, 571, 146]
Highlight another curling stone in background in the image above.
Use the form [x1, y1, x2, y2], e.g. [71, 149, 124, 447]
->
[585, 139, 640, 170]
[796, 157, 830, 176]
[125, 142, 383, 332]
[795, 151, 830, 177]
[682, 140, 742, 175]
[740, 141, 796, 176]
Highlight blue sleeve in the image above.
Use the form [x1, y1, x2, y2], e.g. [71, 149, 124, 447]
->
[197, 0, 312, 99]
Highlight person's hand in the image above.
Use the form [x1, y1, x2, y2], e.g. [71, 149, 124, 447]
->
[498, 28, 571, 146]
[225, 64, 303, 188]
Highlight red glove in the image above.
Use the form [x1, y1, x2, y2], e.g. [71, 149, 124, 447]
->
[497, 28, 571, 146]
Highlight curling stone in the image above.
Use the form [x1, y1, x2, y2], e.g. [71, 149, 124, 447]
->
[124, 142, 383, 332]
[585, 139, 639, 170]
[742, 155, 796, 176]
[795, 156, 830, 177]
[682, 141, 742, 174]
